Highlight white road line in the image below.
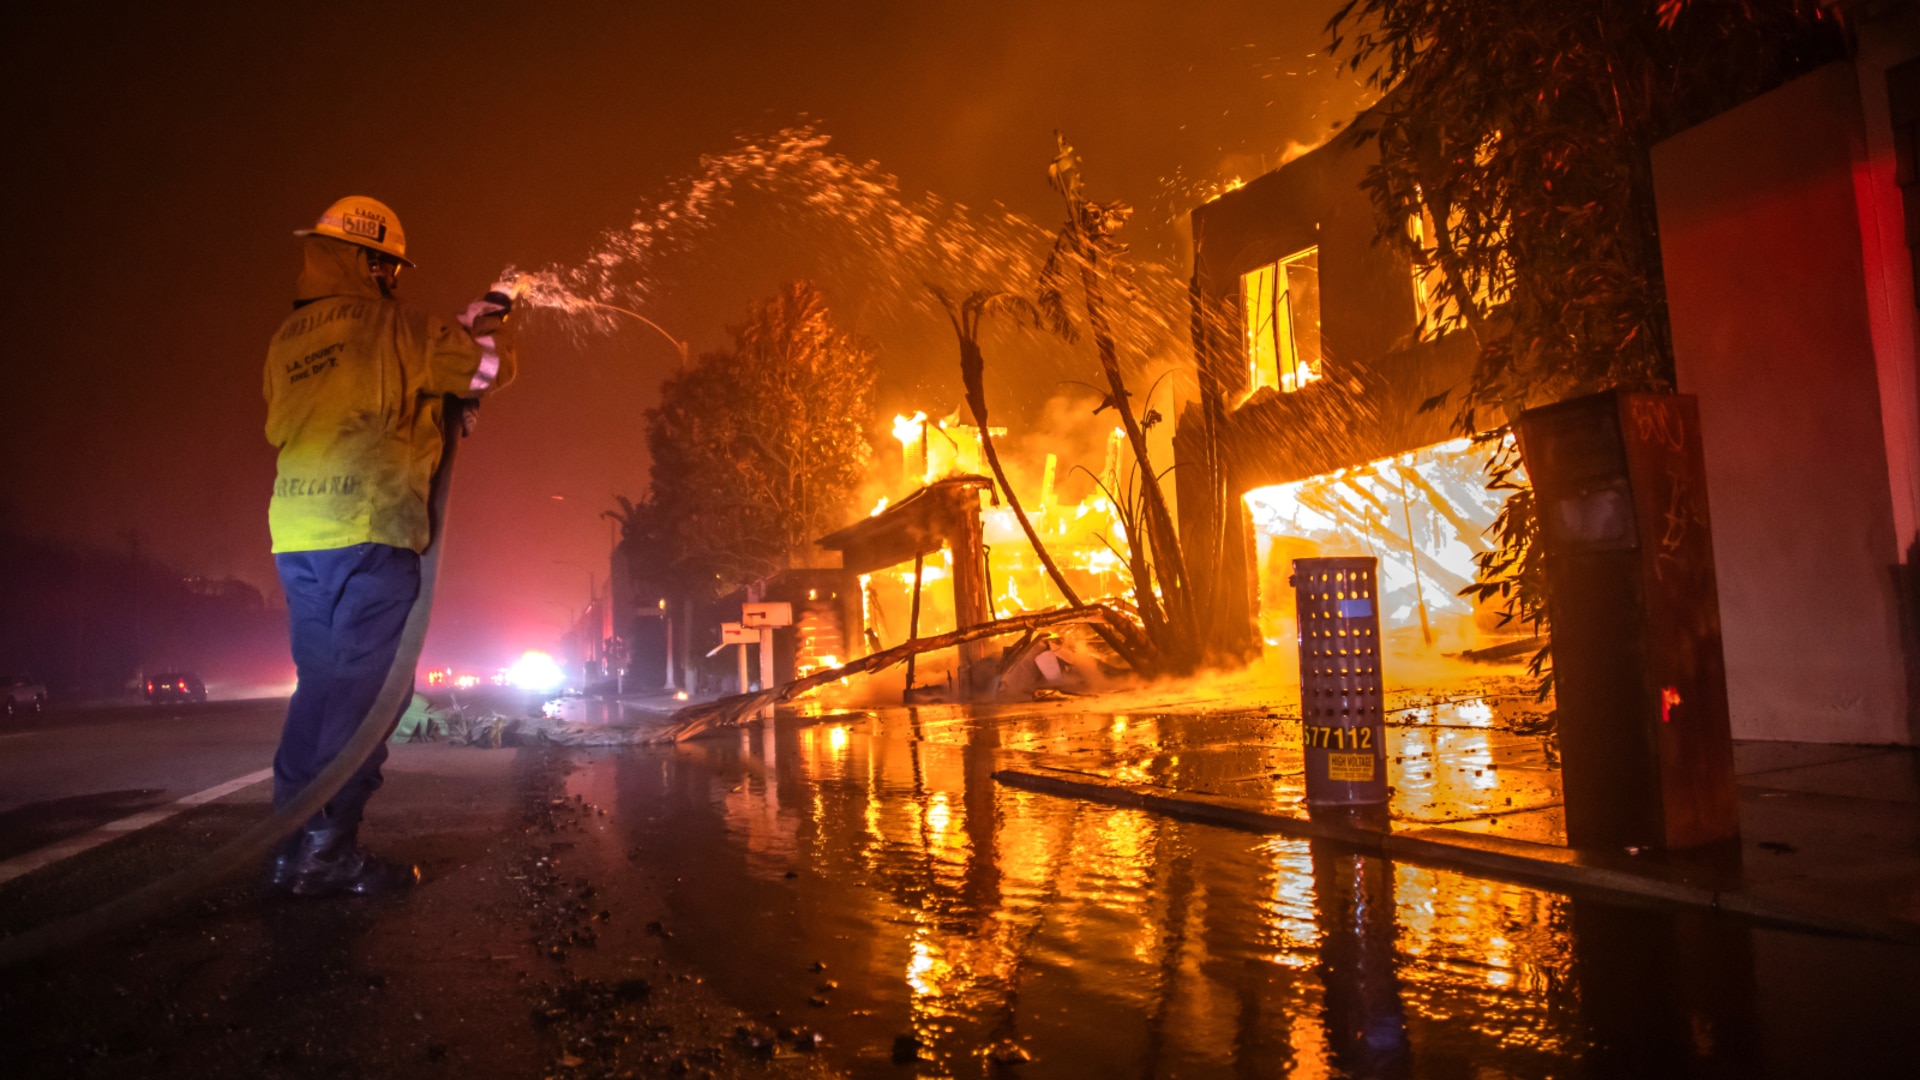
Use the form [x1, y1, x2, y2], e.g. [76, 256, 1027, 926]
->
[0, 767, 273, 886]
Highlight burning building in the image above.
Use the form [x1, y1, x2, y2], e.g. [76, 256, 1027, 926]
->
[1180, 5, 1920, 746]
[818, 476, 995, 696]
[1176, 118, 1519, 669]
[807, 411, 1138, 700]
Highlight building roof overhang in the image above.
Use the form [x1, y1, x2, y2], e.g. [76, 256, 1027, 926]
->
[815, 475, 992, 576]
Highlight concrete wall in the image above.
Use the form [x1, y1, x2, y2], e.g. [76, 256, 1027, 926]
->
[1655, 62, 1915, 744]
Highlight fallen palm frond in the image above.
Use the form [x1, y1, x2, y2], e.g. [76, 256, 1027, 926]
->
[656, 603, 1146, 742]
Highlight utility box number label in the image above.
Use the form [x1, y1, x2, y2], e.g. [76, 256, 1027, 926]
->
[1327, 752, 1376, 782]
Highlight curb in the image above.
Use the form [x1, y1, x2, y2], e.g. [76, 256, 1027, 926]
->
[992, 767, 1920, 946]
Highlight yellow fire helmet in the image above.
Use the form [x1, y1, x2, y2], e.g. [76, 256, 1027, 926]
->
[294, 195, 414, 266]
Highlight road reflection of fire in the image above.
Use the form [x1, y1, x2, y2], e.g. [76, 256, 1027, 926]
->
[723, 711, 1586, 1073]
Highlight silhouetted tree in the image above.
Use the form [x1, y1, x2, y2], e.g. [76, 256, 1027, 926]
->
[1038, 136, 1204, 673]
[614, 281, 876, 597]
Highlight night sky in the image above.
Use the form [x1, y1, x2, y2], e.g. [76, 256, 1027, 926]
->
[1, 1, 1361, 672]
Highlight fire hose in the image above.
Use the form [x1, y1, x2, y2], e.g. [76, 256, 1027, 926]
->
[0, 399, 468, 968]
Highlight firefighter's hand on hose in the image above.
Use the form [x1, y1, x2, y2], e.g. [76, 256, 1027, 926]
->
[459, 399, 480, 437]
[479, 280, 514, 319]
[460, 281, 514, 336]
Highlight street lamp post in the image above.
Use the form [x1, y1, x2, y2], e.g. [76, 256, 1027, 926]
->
[554, 561, 598, 687]
[584, 300, 690, 371]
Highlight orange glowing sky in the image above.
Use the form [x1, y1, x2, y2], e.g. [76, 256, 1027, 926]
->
[0, 1, 1362, 669]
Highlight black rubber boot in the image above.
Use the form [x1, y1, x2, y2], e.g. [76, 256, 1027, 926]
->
[286, 826, 419, 897]
[267, 833, 301, 891]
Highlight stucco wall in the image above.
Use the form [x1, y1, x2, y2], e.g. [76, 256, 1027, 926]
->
[1654, 62, 1913, 744]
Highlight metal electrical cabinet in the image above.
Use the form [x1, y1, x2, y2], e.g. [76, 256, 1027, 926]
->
[1516, 390, 1740, 851]
[1292, 557, 1390, 806]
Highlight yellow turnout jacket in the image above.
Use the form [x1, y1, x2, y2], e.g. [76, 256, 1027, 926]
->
[265, 236, 515, 553]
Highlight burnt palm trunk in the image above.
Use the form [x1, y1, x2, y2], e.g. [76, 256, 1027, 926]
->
[1047, 135, 1201, 671]
[940, 290, 1156, 676]
[1076, 259, 1195, 638]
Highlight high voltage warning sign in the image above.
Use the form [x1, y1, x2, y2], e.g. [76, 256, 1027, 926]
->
[1327, 752, 1375, 782]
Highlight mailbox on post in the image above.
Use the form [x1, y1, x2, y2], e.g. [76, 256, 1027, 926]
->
[739, 603, 791, 720]
[741, 602, 792, 628]
[716, 621, 754, 697]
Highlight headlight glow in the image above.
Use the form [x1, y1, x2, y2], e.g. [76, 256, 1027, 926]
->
[505, 650, 566, 693]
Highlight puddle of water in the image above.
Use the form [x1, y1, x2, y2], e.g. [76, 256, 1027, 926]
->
[567, 710, 1920, 1077]
[835, 695, 1565, 840]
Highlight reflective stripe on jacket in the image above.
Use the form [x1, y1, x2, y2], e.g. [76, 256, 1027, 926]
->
[264, 236, 516, 553]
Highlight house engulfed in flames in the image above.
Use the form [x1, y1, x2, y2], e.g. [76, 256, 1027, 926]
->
[805, 412, 1139, 698]
[1175, 119, 1522, 667]
[1176, 11, 1920, 747]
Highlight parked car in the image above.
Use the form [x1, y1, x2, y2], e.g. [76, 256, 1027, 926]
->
[145, 672, 207, 705]
[2, 675, 48, 716]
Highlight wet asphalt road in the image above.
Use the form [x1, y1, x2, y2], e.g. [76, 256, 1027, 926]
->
[2, 699, 1920, 1077]
[0, 699, 283, 861]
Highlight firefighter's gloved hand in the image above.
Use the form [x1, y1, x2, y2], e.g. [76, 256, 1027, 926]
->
[459, 399, 481, 437]
[459, 282, 514, 333]
[479, 280, 514, 320]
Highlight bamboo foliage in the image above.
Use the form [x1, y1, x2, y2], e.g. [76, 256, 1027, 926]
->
[1327, 0, 1846, 688]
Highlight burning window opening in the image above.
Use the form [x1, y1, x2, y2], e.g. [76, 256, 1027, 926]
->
[1243, 437, 1518, 661]
[1242, 246, 1322, 395]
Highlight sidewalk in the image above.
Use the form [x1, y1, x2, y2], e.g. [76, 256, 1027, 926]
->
[984, 688, 1920, 943]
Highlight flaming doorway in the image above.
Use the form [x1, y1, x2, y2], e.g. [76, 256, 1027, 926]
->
[1242, 437, 1514, 666]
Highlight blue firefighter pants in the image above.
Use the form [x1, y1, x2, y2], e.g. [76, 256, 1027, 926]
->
[273, 543, 420, 832]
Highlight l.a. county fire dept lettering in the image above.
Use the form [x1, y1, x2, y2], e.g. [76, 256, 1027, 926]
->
[285, 343, 344, 385]
[264, 247, 515, 554]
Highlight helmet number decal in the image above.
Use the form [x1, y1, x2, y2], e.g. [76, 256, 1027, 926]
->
[341, 212, 388, 243]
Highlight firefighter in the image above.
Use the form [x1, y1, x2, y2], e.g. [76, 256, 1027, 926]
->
[264, 196, 516, 896]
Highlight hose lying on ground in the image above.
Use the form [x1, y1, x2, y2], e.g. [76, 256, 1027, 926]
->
[0, 400, 467, 968]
